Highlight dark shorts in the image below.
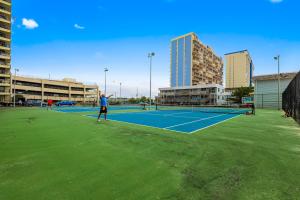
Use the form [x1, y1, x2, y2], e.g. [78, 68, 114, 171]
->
[100, 106, 107, 114]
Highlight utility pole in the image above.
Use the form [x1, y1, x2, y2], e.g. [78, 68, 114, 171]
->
[148, 52, 155, 109]
[13, 68, 19, 108]
[119, 82, 122, 104]
[104, 68, 109, 95]
[274, 55, 280, 110]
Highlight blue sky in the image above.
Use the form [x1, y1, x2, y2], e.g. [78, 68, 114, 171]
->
[12, 0, 300, 97]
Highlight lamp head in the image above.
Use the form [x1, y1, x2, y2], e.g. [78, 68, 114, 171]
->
[148, 52, 155, 57]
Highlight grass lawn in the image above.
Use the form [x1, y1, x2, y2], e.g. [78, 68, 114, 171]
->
[0, 108, 300, 200]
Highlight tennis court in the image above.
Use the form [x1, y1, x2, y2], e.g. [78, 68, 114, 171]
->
[54, 105, 144, 113]
[87, 106, 250, 133]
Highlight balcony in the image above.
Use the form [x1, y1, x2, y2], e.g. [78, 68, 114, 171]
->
[0, 80, 10, 86]
[0, 52, 10, 59]
[0, 43, 9, 50]
[0, 73, 10, 78]
[0, 91, 10, 95]
[0, 0, 11, 7]
[0, 35, 10, 42]
[0, 15, 9, 24]
[0, 6, 10, 15]
[0, 25, 10, 33]
[0, 63, 9, 68]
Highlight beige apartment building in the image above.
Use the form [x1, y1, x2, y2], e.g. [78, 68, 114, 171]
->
[225, 50, 254, 90]
[12, 75, 100, 104]
[0, 0, 11, 104]
[170, 32, 223, 87]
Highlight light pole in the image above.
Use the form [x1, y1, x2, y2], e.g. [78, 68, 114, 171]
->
[13, 68, 19, 108]
[119, 82, 122, 104]
[148, 52, 155, 109]
[104, 68, 109, 95]
[274, 55, 280, 110]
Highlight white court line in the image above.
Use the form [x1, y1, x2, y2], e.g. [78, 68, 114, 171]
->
[163, 113, 227, 129]
[83, 114, 188, 134]
[189, 114, 242, 134]
[84, 113, 245, 134]
[73, 112, 242, 135]
[162, 112, 194, 117]
[135, 111, 200, 119]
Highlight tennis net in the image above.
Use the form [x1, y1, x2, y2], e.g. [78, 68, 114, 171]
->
[156, 104, 251, 114]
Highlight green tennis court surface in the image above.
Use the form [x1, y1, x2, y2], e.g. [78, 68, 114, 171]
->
[1, 108, 300, 200]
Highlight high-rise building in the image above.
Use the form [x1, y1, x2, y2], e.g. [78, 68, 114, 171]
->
[0, 0, 11, 104]
[225, 50, 254, 90]
[170, 32, 223, 87]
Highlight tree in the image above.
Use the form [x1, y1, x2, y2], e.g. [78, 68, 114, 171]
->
[128, 98, 137, 104]
[140, 96, 149, 103]
[232, 87, 254, 103]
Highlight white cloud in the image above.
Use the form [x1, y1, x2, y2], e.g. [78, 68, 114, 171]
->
[270, 0, 283, 3]
[74, 24, 85, 30]
[22, 18, 39, 29]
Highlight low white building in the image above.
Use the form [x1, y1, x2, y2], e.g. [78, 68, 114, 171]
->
[253, 72, 297, 109]
[159, 84, 226, 105]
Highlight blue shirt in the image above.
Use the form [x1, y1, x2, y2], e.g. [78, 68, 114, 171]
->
[100, 97, 108, 107]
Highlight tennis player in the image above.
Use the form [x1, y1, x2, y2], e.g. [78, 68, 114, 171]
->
[47, 99, 53, 110]
[251, 103, 255, 115]
[97, 94, 113, 122]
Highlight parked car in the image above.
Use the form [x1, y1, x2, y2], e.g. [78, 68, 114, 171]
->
[24, 100, 47, 107]
[55, 101, 76, 107]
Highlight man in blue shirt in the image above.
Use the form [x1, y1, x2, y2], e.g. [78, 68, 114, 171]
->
[97, 94, 113, 122]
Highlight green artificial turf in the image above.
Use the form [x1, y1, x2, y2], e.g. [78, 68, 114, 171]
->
[0, 108, 300, 200]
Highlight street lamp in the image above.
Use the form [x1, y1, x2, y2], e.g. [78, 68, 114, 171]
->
[274, 55, 280, 110]
[104, 68, 109, 95]
[13, 68, 19, 108]
[148, 52, 155, 109]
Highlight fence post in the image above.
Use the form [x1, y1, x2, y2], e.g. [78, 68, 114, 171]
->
[262, 94, 264, 109]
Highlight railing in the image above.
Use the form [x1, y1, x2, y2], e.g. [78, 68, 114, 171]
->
[0, 6, 10, 12]
[0, 25, 10, 30]
[0, 62, 10, 66]
[0, 72, 10, 75]
[0, 53, 10, 57]
[0, 15, 8, 21]
[0, 79, 10, 84]
[0, 43, 10, 48]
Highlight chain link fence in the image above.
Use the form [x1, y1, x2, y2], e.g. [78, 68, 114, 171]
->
[282, 71, 300, 124]
[254, 93, 281, 109]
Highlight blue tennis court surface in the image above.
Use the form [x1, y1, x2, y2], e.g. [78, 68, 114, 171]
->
[87, 110, 242, 134]
[54, 105, 143, 113]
